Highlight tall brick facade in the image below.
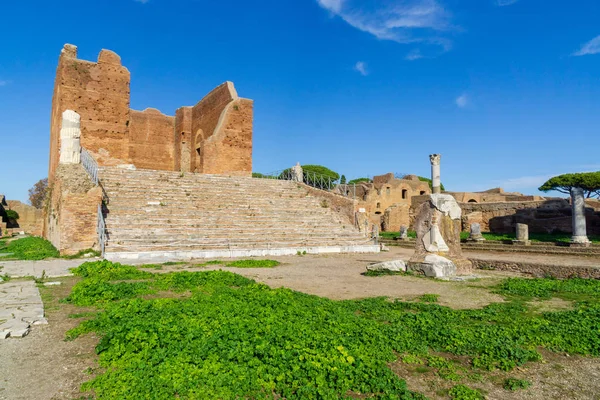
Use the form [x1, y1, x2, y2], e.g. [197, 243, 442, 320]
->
[45, 44, 254, 254]
[49, 44, 253, 179]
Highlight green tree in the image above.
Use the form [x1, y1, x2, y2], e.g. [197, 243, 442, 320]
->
[539, 172, 600, 198]
[6, 210, 19, 221]
[279, 165, 340, 190]
[348, 178, 372, 185]
[340, 175, 347, 184]
[28, 178, 48, 209]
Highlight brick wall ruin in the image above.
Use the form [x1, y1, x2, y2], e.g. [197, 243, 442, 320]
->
[354, 173, 430, 231]
[49, 44, 253, 178]
[5, 201, 43, 236]
[44, 164, 102, 255]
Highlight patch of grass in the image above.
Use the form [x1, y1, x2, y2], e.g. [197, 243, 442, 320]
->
[0, 237, 59, 260]
[63, 262, 600, 399]
[380, 231, 417, 240]
[419, 294, 440, 303]
[496, 277, 600, 302]
[226, 259, 280, 268]
[503, 378, 531, 391]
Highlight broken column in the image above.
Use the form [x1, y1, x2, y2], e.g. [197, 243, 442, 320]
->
[570, 187, 591, 247]
[408, 193, 472, 277]
[468, 223, 485, 242]
[291, 162, 303, 183]
[513, 223, 531, 246]
[59, 110, 81, 164]
[398, 225, 409, 241]
[429, 154, 441, 194]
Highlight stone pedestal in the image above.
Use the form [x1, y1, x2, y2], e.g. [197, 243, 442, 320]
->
[467, 223, 485, 242]
[408, 194, 472, 277]
[570, 187, 591, 247]
[430, 154, 441, 194]
[59, 110, 81, 165]
[512, 223, 531, 246]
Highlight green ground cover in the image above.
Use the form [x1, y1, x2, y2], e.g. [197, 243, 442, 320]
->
[63, 261, 600, 399]
[0, 236, 60, 260]
[0, 237, 100, 261]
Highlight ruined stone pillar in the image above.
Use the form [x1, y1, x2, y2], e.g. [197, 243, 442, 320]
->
[570, 187, 591, 246]
[513, 223, 531, 246]
[468, 223, 485, 242]
[59, 110, 81, 164]
[429, 154, 441, 194]
[291, 162, 303, 183]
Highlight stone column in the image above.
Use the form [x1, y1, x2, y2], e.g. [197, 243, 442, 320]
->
[59, 110, 81, 164]
[429, 154, 441, 194]
[570, 187, 591, 246]
[513, 223, 531, 246]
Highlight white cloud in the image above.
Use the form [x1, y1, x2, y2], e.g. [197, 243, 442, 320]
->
[455, 93, 468, 108]
[316, 0, 454, 53]
[572, 35, 600, 57]
[405, 49, 424, 61]
[354, 61, 368, 76]
[496, 0, 519, 6]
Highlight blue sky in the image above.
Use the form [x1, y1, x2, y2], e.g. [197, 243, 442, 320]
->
[1, 0, 599, 203]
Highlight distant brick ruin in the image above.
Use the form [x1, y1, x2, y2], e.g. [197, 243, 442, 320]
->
[49, 44, 253, 182]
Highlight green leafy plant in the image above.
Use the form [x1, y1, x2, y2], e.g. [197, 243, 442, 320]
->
[62, 262, 600, 399]
[503, 378, 531, 391]
[448, 384, 484, 399]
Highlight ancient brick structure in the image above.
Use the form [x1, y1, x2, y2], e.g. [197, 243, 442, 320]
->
[49, 44, 253, 181]
[5, 201, 43, 236]
[352, 173, 430, 231]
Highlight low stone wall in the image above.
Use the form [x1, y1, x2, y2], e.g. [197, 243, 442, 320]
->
[469, 259, 600, 279]
[461, 200, 600, 235]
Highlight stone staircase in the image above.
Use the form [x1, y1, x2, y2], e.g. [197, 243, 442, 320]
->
[99, 167, 378, 262]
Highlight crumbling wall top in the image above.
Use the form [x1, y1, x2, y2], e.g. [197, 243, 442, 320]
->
[61, 44, 78, 58]
[98, 49, 122, 65]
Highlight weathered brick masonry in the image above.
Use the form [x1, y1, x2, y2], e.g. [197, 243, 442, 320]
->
[45, 44, 254, 254]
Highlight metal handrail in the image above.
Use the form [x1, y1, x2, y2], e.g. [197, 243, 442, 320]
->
[81, 148, 98, 185]
[97, 204, 106, 258]
[257, 168, 354, 193]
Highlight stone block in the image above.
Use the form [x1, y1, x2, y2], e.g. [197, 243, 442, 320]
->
[366, 260, 406, 273]
[408, 254, 457, 278]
